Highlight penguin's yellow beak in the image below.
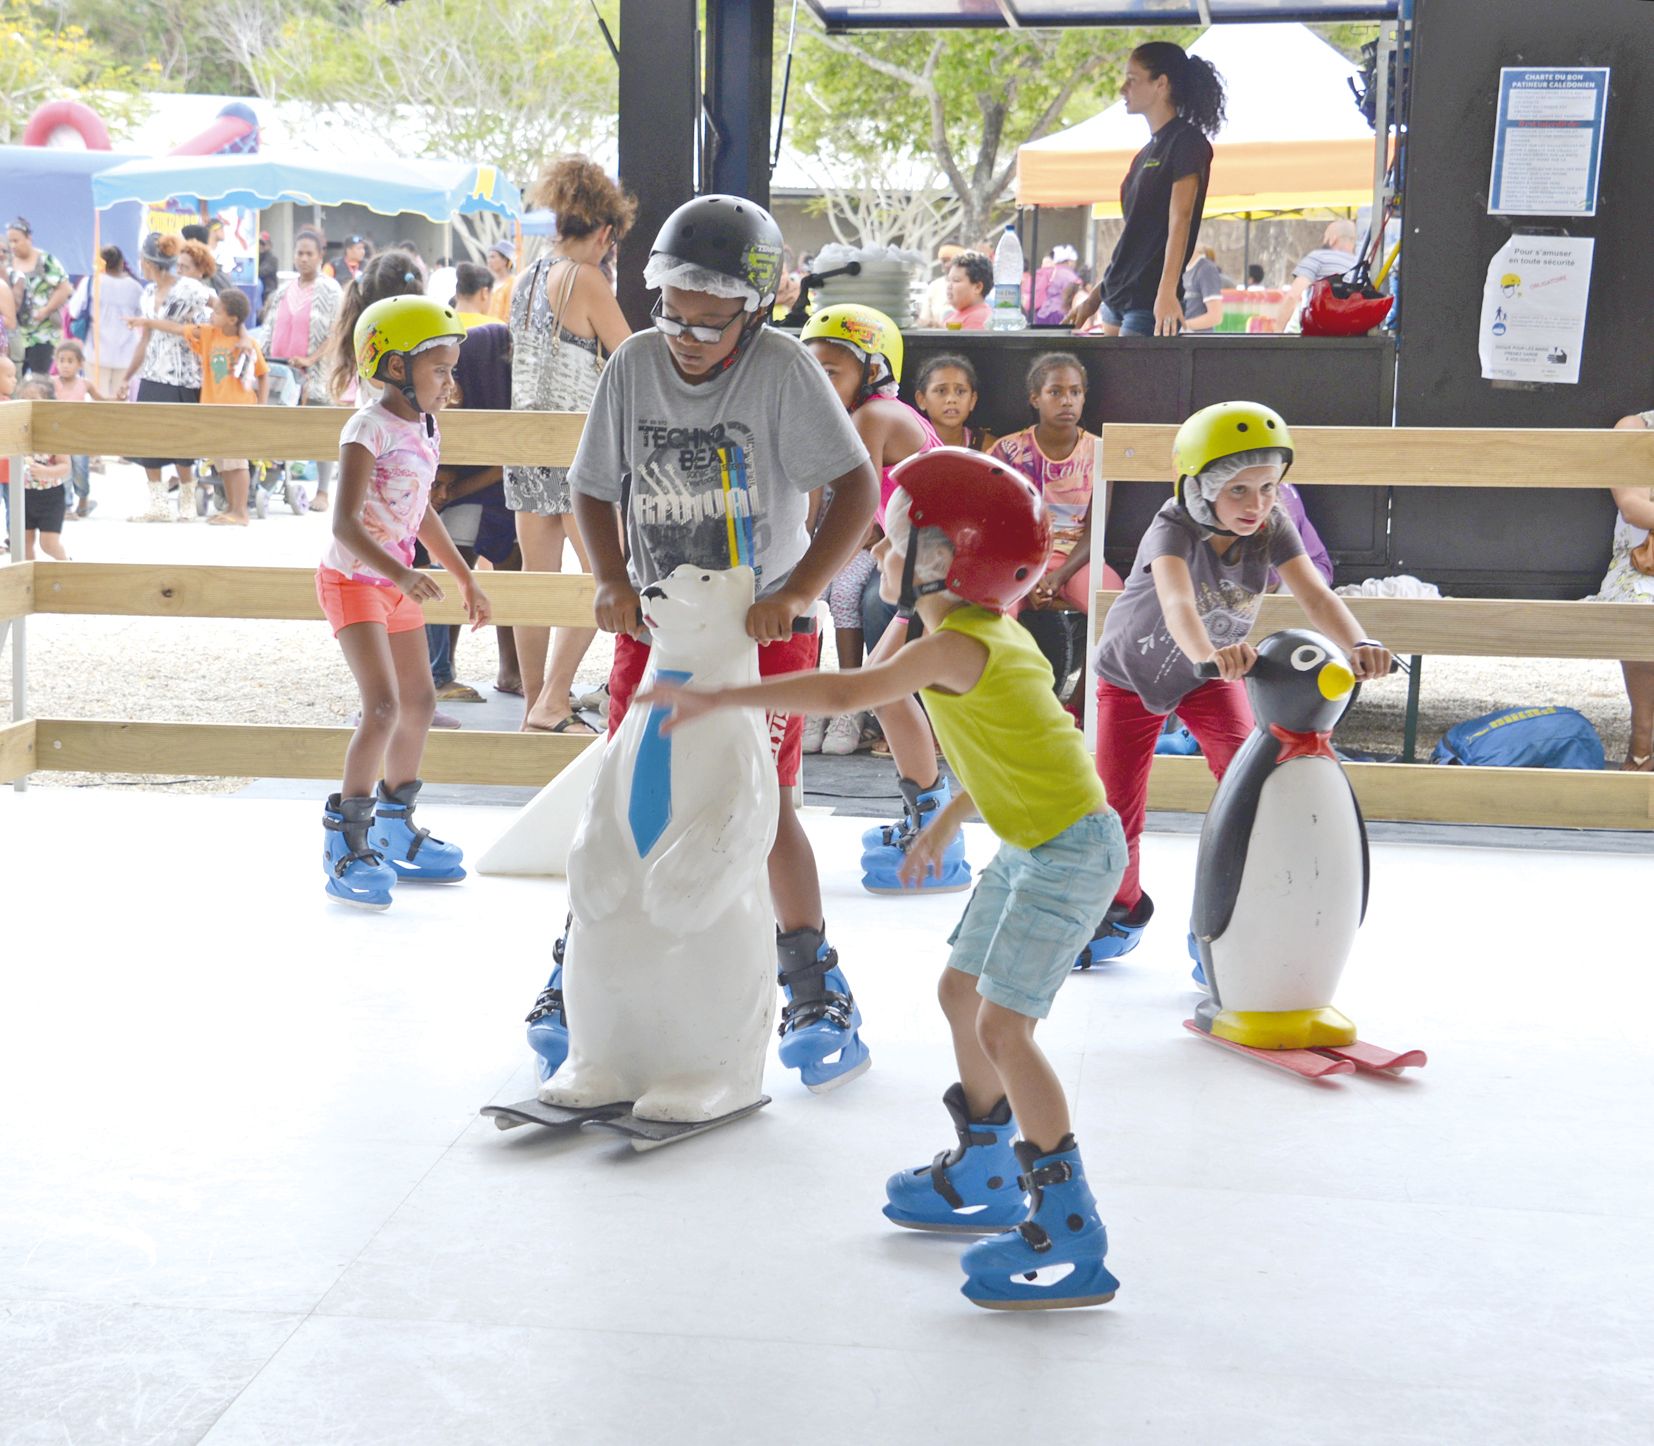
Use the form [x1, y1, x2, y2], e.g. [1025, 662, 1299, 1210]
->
[1318, 660, 1356, 700]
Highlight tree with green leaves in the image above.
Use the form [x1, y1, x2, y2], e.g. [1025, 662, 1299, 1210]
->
[261, 0, 618, 188]
[0, 0, 154, 143]
[787, 18, 1179, 246]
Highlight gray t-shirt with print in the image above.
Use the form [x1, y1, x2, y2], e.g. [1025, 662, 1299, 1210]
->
[567, 326, 869, 599]
[1093, 499, 1306, 714]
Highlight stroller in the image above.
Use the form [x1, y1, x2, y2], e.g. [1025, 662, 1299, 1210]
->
[204, 361, 312, 519]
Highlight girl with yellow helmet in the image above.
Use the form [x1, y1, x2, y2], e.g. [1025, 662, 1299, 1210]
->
[315, 293, 492, 911]
[801, 304, 971, 896]
[1084, 400, 1391, 968]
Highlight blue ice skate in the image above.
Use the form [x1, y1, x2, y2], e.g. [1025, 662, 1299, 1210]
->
[1073, 892, 1154, 970]
[526, 923, 570, 1083]
[322, 794, 398, 910]
[960, 1137, 1119, 1311]
[776, 926, 871, 1092]
[884, 1083, 1025, 1234]
[860, 775, 972, 894]
[372, 779, 466, 882]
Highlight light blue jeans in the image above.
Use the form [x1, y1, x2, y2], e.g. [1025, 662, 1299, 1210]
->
[946, 810, 1128, 1018]
[1098, 301, 1156, 337]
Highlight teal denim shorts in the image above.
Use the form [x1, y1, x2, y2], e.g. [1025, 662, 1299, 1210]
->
[946, 810, 1128, 1019]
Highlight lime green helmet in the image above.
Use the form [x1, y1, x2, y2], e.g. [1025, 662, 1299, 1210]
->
[799, 303, 904, 401]
[1173, 401, 1295, 534]
[354, 295, 465, 384]
[1172, 401, 1294, 480]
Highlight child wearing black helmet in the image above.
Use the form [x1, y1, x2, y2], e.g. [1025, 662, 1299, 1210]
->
[522, 194, 881, 1096]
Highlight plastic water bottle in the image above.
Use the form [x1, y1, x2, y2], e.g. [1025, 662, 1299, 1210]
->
[991, 223, 1027, 332]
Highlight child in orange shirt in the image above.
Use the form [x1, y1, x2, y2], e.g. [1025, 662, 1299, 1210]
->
[130, 289, 269, 525]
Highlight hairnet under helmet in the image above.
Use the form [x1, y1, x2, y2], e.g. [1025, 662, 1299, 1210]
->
[1180, 447, 1291, 533]
[646, 194, 785, 311]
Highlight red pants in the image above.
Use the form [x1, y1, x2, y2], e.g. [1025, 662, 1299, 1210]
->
[609, 628, 821, 788]
[1094, 677, 1255, 910]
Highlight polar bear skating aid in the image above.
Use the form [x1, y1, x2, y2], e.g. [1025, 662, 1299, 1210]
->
[485, 564, 781, 1149]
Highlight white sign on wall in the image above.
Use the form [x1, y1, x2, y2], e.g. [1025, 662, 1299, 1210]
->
[1478, 235, 1594, 385]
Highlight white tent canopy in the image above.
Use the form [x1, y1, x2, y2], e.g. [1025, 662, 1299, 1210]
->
[1017, 23, 1379, 215]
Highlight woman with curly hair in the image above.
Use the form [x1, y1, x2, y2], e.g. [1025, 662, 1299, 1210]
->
[1066, 42, 1226, 338]
[507, 155, 637, 733]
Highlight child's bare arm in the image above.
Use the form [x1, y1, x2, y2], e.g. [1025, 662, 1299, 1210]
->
[642, 629, 986, 733]
[29, 455, 70, 483]
[255, 372, 271, 404]
[417, 509, 492, 628]
[128, 316, 188, 337]
[1276, 555, 1392, 678]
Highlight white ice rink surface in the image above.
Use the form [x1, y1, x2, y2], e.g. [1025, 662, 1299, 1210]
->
[0, 790, 1649, 1446]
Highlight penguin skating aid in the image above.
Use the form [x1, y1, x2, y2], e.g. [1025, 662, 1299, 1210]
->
[372, 779, 466, 882]
[860, 775, 972, 894]
[959, 1138, 1119, 1311]
[776, 925, 871, 1091]
[1184, 633, 1426, 1081]
[322, 794, 398, 910]
[884, 1084, 1025, 1234]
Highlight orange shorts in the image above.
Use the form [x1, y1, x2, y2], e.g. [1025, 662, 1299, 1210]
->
[316, 566, 426, 637]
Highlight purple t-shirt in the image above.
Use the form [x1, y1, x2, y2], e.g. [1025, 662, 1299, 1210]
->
[1093, 499, 1306, 714]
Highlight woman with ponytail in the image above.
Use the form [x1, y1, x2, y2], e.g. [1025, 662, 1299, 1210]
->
[1067, 42, 1225, 338]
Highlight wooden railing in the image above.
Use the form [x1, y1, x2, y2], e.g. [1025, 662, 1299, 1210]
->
[4, 403, 1652, 829]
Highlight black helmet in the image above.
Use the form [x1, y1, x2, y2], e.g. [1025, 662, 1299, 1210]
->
[650, 194, 784, 308]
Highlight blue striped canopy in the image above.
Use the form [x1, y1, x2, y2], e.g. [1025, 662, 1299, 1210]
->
[91, 153, 522, 221]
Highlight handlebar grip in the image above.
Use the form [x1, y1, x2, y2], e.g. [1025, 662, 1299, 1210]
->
[1195, 661, 1221, 680]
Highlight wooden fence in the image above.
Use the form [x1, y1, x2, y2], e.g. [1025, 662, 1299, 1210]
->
[3, 402, 1652, 829]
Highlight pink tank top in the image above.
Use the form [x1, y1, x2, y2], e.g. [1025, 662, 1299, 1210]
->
[865, 396, 941, 526]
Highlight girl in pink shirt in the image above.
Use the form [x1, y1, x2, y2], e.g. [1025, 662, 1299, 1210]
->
[315, 296, 492, 911]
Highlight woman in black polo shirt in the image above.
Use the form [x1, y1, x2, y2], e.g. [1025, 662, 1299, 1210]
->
[1068, 43, 1226, 338]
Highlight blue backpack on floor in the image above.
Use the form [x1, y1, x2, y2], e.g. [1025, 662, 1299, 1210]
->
[1430, 706, 1605, 770]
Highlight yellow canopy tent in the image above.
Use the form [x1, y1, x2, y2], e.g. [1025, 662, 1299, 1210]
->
[1017, 22, 1380, 218]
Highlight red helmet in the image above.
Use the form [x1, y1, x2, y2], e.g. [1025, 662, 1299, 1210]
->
[887, 447, 1051, 612]
[1300, 275, 1394, 337]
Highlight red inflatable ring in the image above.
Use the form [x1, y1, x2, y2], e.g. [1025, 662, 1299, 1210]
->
[21, 100, 111, 150]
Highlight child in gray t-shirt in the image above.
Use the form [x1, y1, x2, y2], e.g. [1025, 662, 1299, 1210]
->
[1084, 401, 1390, 967]
[554, 194, 880, 1095]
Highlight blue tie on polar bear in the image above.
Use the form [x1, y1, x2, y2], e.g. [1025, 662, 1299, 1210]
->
[540, 564, 781, 1125]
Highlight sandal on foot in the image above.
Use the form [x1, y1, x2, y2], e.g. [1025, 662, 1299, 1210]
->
[435, 680, 485, 703]
[493, 680, 524, 697]
[525, 716, 599, 735]
[207, 513, 249, 526]
[1622, 752, 1654, 772]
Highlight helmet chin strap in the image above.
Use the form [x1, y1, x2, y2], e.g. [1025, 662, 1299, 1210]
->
[895, 537, 945, 642]
[717, 310, 770, 373]
[388, 357, 433, 436]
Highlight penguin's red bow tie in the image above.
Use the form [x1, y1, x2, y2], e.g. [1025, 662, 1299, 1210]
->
[1269, 723, 1337, 763]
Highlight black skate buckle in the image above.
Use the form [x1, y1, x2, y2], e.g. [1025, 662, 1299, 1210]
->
[1018, 1161, 1074, 1192]
[525, 987, 565, 1025]
[1016, 1221, 1054, 1253]
[778, 992, 853, 1036]
[928, 1149, 966, 1209]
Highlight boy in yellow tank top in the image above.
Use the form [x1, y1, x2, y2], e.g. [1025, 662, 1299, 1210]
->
[642, 448, 1127, 1311]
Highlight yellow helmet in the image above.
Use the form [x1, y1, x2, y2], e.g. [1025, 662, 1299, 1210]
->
[1172, 400, 1295, 484]
[354, 295, 466, 383]
[799, 303, 904, 389]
